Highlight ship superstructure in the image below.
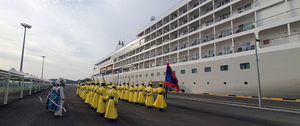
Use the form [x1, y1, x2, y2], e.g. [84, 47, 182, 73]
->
[92, 0, 300, 99]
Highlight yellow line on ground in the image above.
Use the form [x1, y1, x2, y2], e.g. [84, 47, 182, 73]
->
[270, 98, 283, 100]
[262, 97, 268, 99]
[247, 96, 252, 98]
[236, 95, 245, 97]
[209, 93, 215, 95]
[296, 99, 300, 101]
[172, 91, 176, 92]
[221, 94, 229, 96]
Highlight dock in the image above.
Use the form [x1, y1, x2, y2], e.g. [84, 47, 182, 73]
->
[0, 85, 300, 126]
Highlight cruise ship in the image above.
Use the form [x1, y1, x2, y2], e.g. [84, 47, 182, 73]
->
[92, 0, 300, 99]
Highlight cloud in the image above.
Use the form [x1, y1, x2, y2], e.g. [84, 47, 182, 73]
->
[0, 0, 181, 80]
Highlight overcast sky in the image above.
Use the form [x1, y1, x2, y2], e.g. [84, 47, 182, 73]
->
[0, 0, 182, 80]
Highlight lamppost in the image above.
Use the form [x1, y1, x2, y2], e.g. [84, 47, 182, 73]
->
[20, 23, 32, 71]
[255, 37, 262, 107]
[41, 56, 46, 79]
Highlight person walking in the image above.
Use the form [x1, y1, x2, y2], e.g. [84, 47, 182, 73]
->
[145, 82, 154, 108]
[54, 78, 66, 116]
[153, 82, 167, 111]
[105, 83, 119, 119]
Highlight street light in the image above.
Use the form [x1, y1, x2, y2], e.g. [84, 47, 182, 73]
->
[255, 37, 262, 107]
[20, 23, 32, 71]
[41, 56, 46, 79]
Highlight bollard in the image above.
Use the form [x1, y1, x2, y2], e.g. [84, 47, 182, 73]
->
[4, 72, 11, 105]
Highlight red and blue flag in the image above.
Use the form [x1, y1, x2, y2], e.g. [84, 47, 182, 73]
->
[165, 62, 180, 91]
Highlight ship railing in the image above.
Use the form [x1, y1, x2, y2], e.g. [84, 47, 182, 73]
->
[190, 39, 200, 47]
[259, 33, 300, 48]
[233, 21, 255, 34]
[213, 0, 230, 9]
[215, 28, 232, 39]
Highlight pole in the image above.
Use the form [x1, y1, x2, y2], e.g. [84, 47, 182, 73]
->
[255, 38, 262, 107]
[20, 28, 27, 71]
[41, 56, 46, 78]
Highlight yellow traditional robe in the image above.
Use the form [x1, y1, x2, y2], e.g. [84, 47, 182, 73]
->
[120, 85, 125, 99]
[153, 87, 167, 108]
[138, 86, 145, 103]
[81, 85, 87, 100]
[133, 86, 139, 103]
[96, 86, 107, 114]
[145, 86, 154, 106]
[124, 85, 129, 100]
[76, 84, 80, 95]
[92, 86, 100, 108]
[128, 86, 134, 102]
[89, 85, 95, 105]
[105, 88, 118, 119]
[84, 85, 91, 103]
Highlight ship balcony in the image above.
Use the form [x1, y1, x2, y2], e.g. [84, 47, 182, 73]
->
[190, 39, 200, 46]
[163, 48, 169, 54]
[214, 0, 230, 9]
[234, 21, 255, 34]
[180, 43, 188, 49]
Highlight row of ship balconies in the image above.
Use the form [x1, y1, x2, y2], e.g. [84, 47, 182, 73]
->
[144, 0, 232, 35]
[115, 19, 255, 63]
[144, 2, 253, 43]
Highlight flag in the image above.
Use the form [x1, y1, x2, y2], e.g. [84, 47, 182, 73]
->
[165, 62, 180, 91]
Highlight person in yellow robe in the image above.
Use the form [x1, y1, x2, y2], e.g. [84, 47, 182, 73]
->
[84, 81, 91, 103]
[92, 80, 100, 109]
[82, 82, 88, 100]
[133, 82, 139, 103]
[145, 82, 154, 108]
[96, 79, 107, 114]
[80, 82, 86, 100]
[117, 83, 122, 99]
[128, 83, 134, 102]
[89, 80, 95, 106]
[153, 82, 167, 111]
[120, 82, 125, 100]
[76, 81, 81, 95]
[105, 83, 119, 119]
[124, 81, 130, 102]
[138, 82, 146, 105]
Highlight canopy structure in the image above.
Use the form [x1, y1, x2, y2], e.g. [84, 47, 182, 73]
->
[0, 68, 52, 105]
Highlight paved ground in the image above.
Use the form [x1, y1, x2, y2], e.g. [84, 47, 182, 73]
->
[0, 85, 300, 126]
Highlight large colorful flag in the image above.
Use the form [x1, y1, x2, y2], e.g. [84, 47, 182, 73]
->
[165, 62, 180, 91]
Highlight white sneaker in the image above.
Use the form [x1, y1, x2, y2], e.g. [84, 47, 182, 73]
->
[55, 113, 63, 117]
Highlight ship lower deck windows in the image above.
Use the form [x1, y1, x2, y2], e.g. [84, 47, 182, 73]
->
[132, 75, 134, 78]
[205, 67, 211, 72]
[191, 68, 197, 73]
[151, 73, 154, 77]
[181, 70, 185, 74]
[139, 74, 142, 77]
[157, 72, 160, 76]
[135, 75, 138, 78]
[220, 65, 228, 71]
[240, 63, 250, 69]
[146, 74, 148, 77]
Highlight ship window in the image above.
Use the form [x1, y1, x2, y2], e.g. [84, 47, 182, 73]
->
[146, 74, 148, 77]
[132, 75, 134, 78]
[240, 63, 250, 69]
[173, 71, 176, 75]
[139, 74, 142, 77]
[164, 72, 166, 75]
[181, 70, 185, 74]
[128, 76, 130, 78]
[205, 67, 211, 72]
[135, 75, 138, 78]
[151, 73, 154, 76]
[220, 65, 228, 71]
[243, 42, 251, 50]
[125, 76, 127, 78]
[192, 68, 197, 73]
[157, 72, 160, 76]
